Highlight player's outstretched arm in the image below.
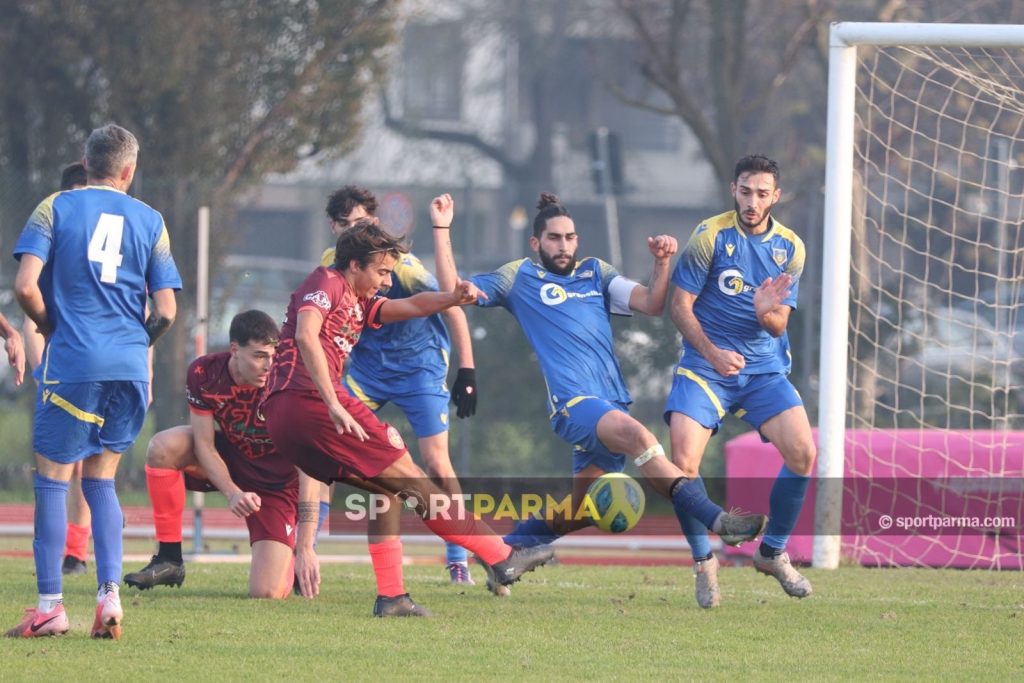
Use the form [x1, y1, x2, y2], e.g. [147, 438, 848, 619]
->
[295, 470, 321, 599]
[429, 192, 480, 416]
[629, 234, 679, 316]
[753, 273, 793, 338]
[431, 193, 460, 292]
[670, 285, 745, 377]
[378, 281, 485, 324]
[190, 410, 260, 518]
[0, 314, 25, 386]
[146, 288, 177, 346]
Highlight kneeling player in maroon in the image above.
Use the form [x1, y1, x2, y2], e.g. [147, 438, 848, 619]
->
[263, 220, 553, 615]
[124, 310, 300, 599]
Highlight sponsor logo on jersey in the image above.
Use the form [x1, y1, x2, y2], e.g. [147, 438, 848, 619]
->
[333, 335, 355, 354]
[578, 269, 593, 278]
[303, 290, 331, 311]
[717, 268, 752, 296]
[773, 247, 788, 266]
[540, 283, 568, 305]
[726, 243, 736, 257]
[539, 282, 601, 306]
[285, 523, 294, 536]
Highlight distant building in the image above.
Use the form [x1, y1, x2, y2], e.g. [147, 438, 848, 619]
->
[233, 1, 719, 275]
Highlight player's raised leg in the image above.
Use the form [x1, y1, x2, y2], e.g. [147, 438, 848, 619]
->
[370, 452, 554, 588]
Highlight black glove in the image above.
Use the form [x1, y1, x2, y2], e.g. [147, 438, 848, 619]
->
[450, 368, 477, 419]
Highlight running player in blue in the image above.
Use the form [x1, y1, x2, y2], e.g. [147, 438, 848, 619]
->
[432, 192, 768, 596]
[322, 186, 479, 585]
[7, 124, 182, 639]
[666, 154, 815, 608]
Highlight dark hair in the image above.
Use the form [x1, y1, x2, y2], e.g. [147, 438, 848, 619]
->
[85, 123, 139, 179]
[334, 219, 408, 271]
[60, 162, 87, 190]
[734, 154, 780, 185]
[532, 192, 571, 237]
[229, 310, 280, 346]
[325, 185, 378, 222]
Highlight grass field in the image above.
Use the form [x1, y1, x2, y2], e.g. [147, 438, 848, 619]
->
[1, 555, 1022, 681]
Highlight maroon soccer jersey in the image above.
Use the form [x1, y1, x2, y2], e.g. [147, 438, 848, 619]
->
[186, 352, 297, 491]
[265, 267, 386, 396]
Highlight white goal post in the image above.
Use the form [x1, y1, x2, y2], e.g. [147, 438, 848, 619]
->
[816, 22, 1024, 569]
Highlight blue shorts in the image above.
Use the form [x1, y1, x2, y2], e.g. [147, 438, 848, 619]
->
[343, 372, 450, 439]
[550, 397, 628, 475]
[663, 368, 803, 436]
[34, 380, 149, 463]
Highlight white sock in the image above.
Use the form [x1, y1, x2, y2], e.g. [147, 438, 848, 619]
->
[38, 593, 63, 613]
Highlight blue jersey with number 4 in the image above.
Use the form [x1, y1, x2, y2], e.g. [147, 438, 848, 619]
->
[13, 186, 182, 382]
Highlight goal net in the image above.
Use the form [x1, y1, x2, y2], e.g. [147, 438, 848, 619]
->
[817, 23, 1024, 569]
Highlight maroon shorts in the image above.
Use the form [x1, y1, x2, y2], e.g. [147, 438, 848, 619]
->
[183, 433, 298, 549]
[184, 474, 297, 548]
[244, 486, 298, 548]
[262, 389, 407, 483]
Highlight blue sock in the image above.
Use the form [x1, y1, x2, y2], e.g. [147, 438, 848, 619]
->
[33, 473, 69, 596]
[503, 518, 560, 548]
[81, 478, 123, 587]
[445, 542, 468, 565]
[762, 464, 811, 550]
[313, 500, 330, 549]
[671, 477, 713, 560]
[670, 477, 723, 530]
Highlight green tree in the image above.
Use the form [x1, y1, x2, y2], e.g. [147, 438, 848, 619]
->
[0, 0, 397, 425]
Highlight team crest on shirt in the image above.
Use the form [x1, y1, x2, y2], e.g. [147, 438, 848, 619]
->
[725, 243, 736, 257]
[386, 425, 404, 449]
[773, 247, 788, 266]
[303, 290, 331, 311]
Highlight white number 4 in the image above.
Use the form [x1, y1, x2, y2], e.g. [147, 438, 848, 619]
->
[88, 213, 125, 283]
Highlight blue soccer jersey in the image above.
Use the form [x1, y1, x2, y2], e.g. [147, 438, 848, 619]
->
[672, 210, 804, 375]
[13, 186, 183, 382]
[471, 257, 634, 412]
[321, 247, 450, 391]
